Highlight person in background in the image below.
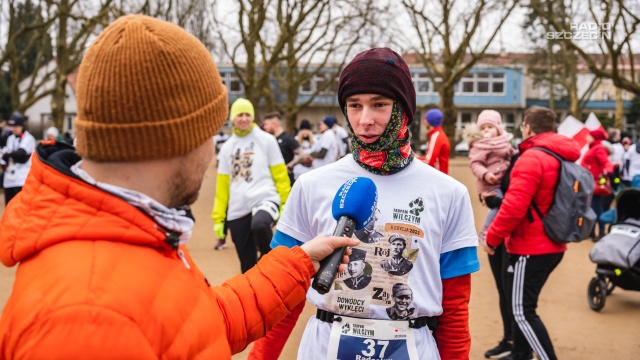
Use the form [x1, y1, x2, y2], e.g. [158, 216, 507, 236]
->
[212, 98, 291, 271]
[0, 16, 360, 359]
[45, 126, 68, 143]
[581, 129, 613, 241]
[292, 119, 315, 180]
[309, 115, 341, 169]
[466, 110, 517, 359]
[423, 108, 450, 174]
[262, 111, 301, 185]
[1, 112, 36, 205]
[332, 117, 350, 157]
[486, 106, 580, 360]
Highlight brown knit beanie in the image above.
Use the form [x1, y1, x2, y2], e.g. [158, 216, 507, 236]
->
[75, 15, 228, 162]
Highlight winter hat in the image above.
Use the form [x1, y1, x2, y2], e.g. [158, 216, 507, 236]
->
[7, 112, 25, 127]
[338, 48, 416, 125]
[477, 110, 503, 135]
[229, 98, 255, 122]
[74, 15, 228, 162]
[425, 108, 443, 127]
[589, 129, 607, 141]
[46, 127, 60, 138]
[299, 119, 312, 130]
[322, 115, 337, 128]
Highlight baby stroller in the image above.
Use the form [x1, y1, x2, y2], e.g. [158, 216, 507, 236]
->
[588, 188, 640, 311]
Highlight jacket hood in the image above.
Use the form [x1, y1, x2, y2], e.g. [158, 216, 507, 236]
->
[0, 143, 169, 267]
[519, 132, 581, 162]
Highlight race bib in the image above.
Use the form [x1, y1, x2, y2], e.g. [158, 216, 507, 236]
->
[327, 316, 419, 360]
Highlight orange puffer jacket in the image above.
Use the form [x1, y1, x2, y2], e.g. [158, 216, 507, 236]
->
[0, 144, 314, 359]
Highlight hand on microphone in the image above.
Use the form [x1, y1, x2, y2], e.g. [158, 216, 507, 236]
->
[301, 236, 361, 273]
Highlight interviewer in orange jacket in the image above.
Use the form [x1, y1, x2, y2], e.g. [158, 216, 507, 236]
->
[0, 15, 358, 359]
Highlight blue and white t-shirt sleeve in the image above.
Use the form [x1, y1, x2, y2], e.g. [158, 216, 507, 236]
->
[271, 176, 313, 249]
[440, 186, 480, 279]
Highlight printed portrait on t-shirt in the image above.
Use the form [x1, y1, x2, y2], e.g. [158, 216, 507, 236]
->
[353, 208, 384, 244]
[379, 234, 414, 276]
[231, 145, 254, 183]
[343, 248, 372, 290]
[386, 283, 415, 320]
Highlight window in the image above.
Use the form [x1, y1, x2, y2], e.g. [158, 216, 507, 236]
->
[413, 73, 431, 94]
[461, 75, 474, 93]
[602, 91, 610, 101]
[220, 72, 227, 86]
[300, 80, 312, 94]
[622, 91, 627, 101]
[457, 72, 505, 95]
[505, 113, 515, 130]
[228, 72, 242, 93]
[299, 72, 335, 94]
[461, 113, 472, 124]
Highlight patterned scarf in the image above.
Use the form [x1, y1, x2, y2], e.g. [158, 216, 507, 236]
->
[347, 101, 414, 175]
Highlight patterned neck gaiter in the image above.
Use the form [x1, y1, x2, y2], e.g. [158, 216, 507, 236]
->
[347, 101, 414, 175]
[232, 123, 256, 137]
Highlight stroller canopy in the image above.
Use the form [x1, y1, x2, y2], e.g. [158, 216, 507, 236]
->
[615, 188, 640, 225]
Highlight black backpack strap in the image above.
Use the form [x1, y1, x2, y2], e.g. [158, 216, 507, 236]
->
[530, 201, 544, 219]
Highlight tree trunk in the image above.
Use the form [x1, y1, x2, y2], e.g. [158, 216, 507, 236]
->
[568, 86, 579, 118]
[615, 87, 624, 129]
[51, 0, 68, 130]
[439, 85, 457, 156]
[50, 73, 67, 130]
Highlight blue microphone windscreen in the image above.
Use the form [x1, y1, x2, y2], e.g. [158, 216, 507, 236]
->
[331, 177, 378, 230]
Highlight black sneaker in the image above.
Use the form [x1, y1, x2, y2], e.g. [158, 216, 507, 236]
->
[484, 339, 513, 358]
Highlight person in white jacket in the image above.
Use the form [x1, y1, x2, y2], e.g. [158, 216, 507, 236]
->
[1, 112, 36, 205]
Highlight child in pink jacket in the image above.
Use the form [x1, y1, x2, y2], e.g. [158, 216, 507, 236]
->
[467, 110, 517, 241]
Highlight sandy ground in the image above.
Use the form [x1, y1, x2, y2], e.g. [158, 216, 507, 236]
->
[1, 157, 639, 359]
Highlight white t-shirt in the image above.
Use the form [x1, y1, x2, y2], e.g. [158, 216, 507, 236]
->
[277, 156, 478, 358]
[623, 144, 640, 181]
[333, 125, 349, 157]
[610, 142, 626, 167]
[2, 131, 36, 188]
[217, 127, 284, 221]
[313, 129, 341, 169]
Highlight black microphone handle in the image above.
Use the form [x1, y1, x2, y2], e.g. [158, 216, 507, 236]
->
[311, 216, 357, 295]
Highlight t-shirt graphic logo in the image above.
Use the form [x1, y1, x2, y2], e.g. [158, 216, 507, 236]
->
[231, 148, 254, 183]
[409, 197, 424, 216]
[341, 322, 351, 334]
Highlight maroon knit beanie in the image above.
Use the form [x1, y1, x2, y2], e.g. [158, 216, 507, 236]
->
[338, 48, 416, 124]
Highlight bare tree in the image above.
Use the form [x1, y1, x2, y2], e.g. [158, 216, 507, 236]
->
[47, 0, 114, 129]
[214, 0, 390, 131]
[401, 0, 518, 148]
[523, 2, 601, 118]
[113, 0, 215, 49]
[1, 0, 56, 114]
[531, 0, 640, 96]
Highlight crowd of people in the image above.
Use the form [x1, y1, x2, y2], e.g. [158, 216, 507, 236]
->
[0, 13, 635, 360]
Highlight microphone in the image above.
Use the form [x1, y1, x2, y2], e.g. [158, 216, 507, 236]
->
[312, 177, 378, 294]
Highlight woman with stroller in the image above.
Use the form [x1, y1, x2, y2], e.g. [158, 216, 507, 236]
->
[581, 129, 614, 241]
